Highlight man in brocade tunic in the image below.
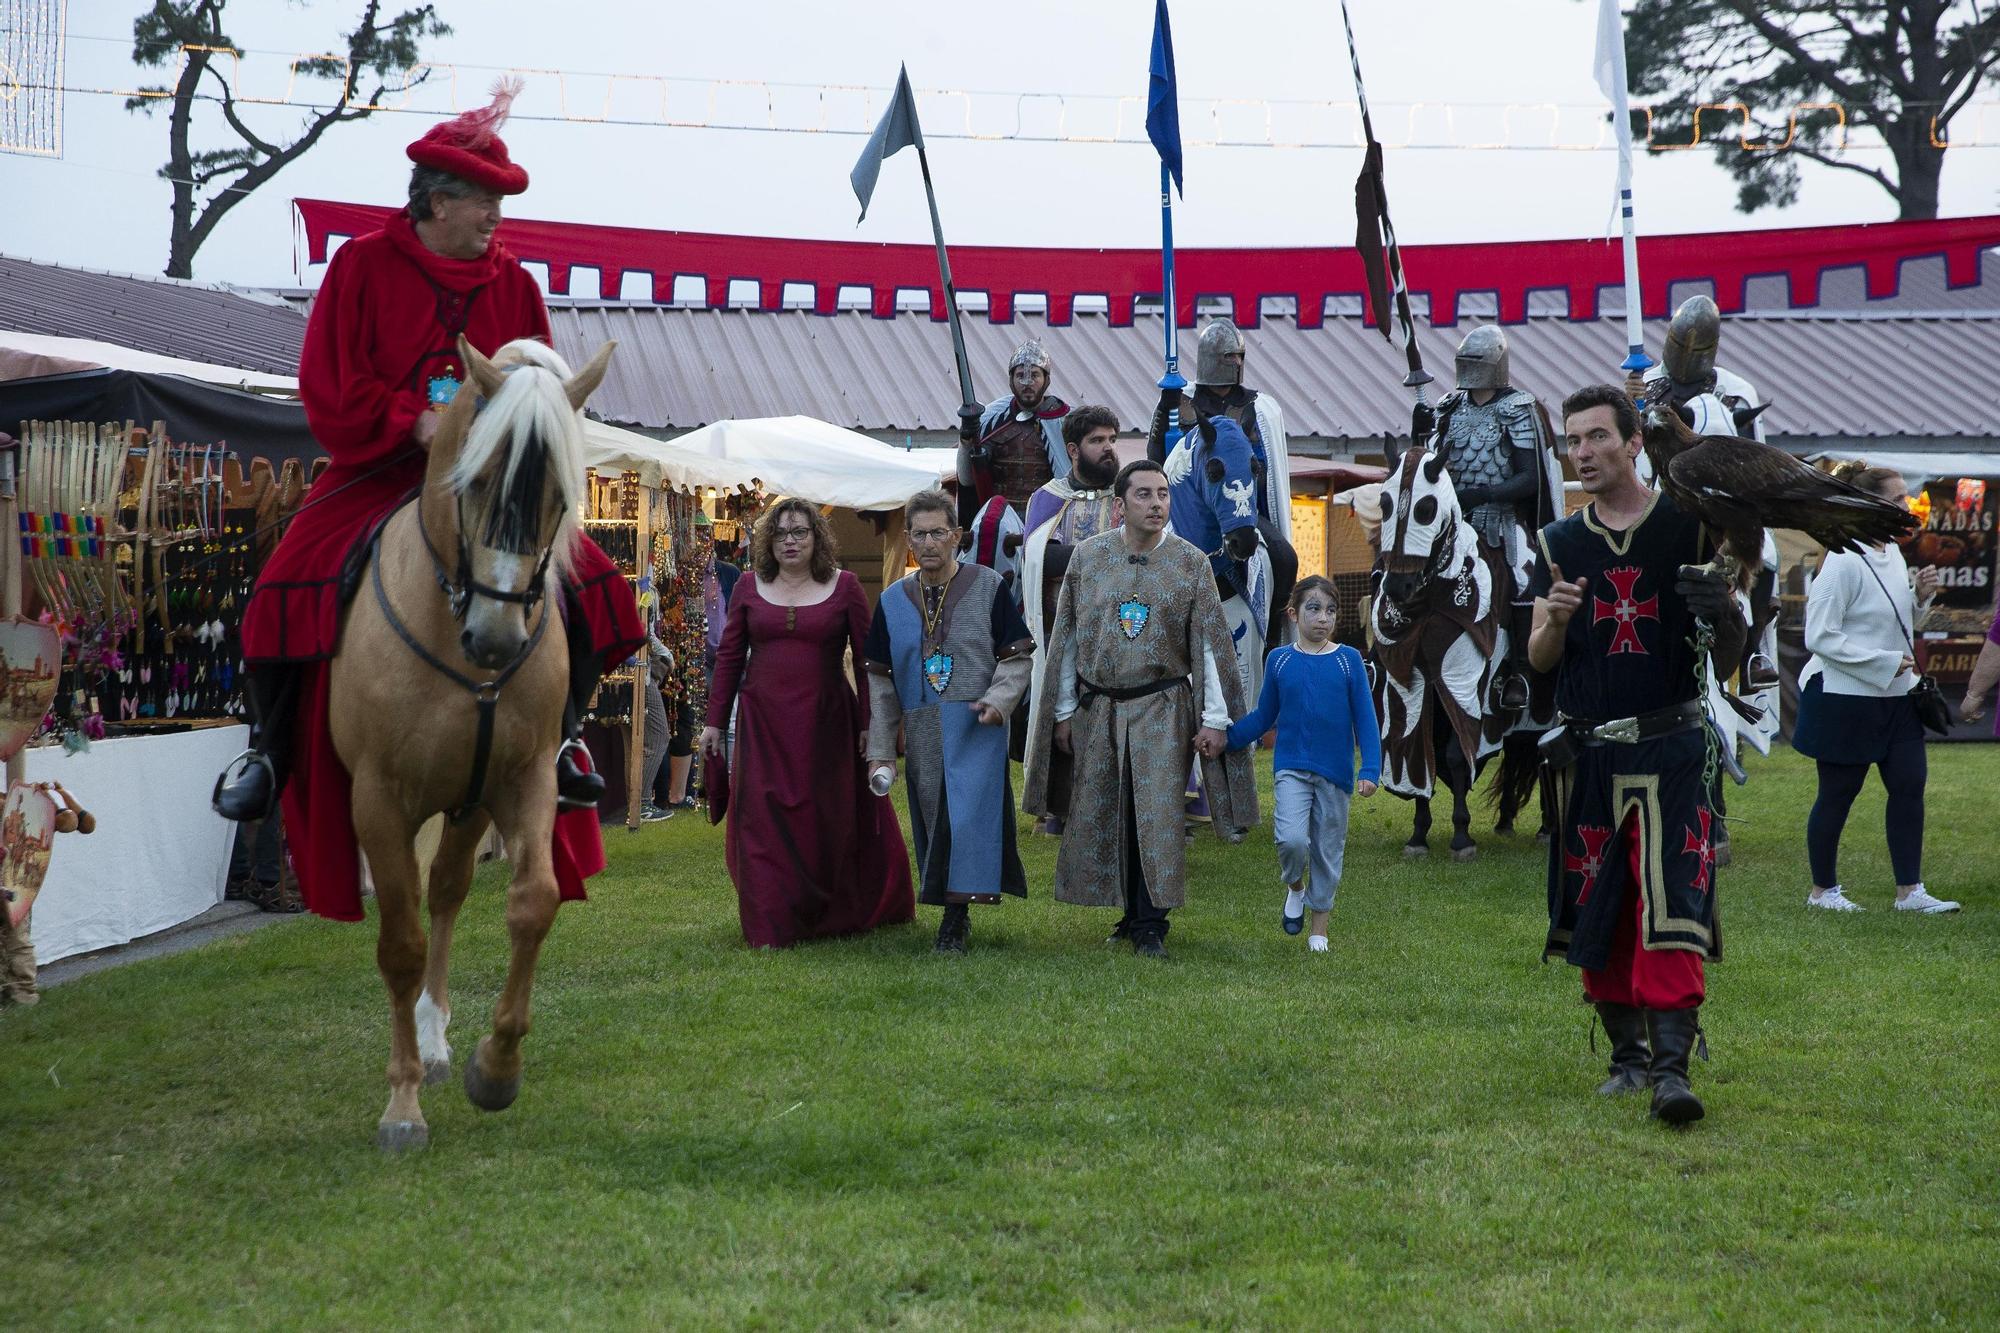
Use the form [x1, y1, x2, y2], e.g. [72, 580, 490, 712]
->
[862, 491, 1036, 954]
[1023, 460, 1257, 959]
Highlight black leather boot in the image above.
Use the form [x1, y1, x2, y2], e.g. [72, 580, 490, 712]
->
[557, 618, 606, 812]
[212, 664, 298, 822]
[555, 701, 605, 812]
[1645, 1007, 1707, 1124]
[935, 903, 970, 955]
[1593, 1001, 1652, 1095]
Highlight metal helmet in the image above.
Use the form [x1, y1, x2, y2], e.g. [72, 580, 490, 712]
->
[1008, 339, 1052, 377]
[1194, 318, 1246, 388]
[1662, 295, 1721, 389]
[1453, 325, 1510, 392]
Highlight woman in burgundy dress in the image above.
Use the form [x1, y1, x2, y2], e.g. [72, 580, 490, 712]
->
[700, 499, 913, 947]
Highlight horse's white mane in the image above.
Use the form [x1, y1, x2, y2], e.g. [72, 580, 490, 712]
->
[451, 338, 584, 574]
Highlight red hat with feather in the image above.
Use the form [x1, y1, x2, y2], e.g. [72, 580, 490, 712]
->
[406, 77, 529, 195]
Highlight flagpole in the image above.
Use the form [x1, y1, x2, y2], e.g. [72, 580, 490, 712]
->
[913, 139, 980, 432]
[1158, 160, 1185, 426]
[1599, 0, 1653, 373]
[1338, 0, 1432, 450]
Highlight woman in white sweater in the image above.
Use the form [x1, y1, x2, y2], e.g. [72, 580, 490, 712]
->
[1795, 462, 1955, 914]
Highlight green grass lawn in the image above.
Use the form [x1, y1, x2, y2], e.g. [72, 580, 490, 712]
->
[4, 747, 1996, 1328]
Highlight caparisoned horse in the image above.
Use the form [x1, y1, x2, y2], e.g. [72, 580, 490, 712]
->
[331, 334, 613, 1151]
[1369, 443, 1546, 861]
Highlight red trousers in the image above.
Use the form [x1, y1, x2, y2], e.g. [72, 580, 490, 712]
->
[1581, 810, 1706, 1011]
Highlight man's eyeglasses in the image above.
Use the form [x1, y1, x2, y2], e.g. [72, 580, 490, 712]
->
[908, 528, 957, 546]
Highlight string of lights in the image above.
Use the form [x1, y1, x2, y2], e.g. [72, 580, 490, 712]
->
[16, 74, 1998, 156]
[10, 33, 1998, 156]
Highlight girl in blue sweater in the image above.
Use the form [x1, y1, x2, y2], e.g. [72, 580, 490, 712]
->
[1224, 577, 1382, 952]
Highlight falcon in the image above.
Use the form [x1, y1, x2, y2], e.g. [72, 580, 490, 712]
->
[1641, 401, 1917, 579]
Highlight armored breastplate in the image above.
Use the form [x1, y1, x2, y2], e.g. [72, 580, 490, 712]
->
[1442, 404, 1512, 489]
[1440, 402, 1517, 547]
[985, 419, 1055, 511]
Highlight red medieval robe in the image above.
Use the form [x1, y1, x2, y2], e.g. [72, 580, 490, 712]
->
[244, 212, 642, 921]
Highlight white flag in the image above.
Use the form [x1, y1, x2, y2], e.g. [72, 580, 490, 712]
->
[1594, 0, 1635, 182]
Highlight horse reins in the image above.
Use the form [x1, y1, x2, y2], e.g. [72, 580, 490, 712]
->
[374, 495, 558, 823]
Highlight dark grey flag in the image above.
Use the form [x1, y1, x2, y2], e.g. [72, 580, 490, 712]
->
[850, 64, 925, 223]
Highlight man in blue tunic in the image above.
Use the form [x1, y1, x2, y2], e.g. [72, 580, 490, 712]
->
[863, 489, 1037, 954]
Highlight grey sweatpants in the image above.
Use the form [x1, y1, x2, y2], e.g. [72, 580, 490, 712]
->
[1273, 770, 1352, 913]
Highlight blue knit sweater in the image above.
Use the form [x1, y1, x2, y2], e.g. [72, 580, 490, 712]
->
[1224, 644, 1383, 792]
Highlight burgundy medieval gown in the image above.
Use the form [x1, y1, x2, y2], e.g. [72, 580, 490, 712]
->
[705, 571, 913, 947]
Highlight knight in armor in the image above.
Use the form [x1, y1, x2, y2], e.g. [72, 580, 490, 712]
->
[1146, 318, 1297, 647]
[1427, 325, 1561, 711]
[957, 339, 1071, 527]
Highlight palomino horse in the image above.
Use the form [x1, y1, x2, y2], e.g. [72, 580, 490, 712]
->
[1369, 444, 1545, 861]
[330, 334, 614, 1152]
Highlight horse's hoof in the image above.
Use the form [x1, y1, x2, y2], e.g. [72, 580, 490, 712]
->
[464, 1055, 521, 1113]
[377, 1119, 429, 1153]
[1403, 845, 1429, 859]
[1494, 821, 1515, 837]
[1536, 832, 1551, 847]
[422, 1057, 452, 1087]
[1452, 845, 1479, 863]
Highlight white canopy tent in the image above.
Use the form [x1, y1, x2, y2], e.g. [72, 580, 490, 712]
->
[580, 415, 954, 511]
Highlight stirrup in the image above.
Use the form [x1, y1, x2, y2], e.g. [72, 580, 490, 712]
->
[1744, 652, 1781, 693]
[211, 750, 278, 823]
[1495, 672, 1530, 711]
[555, 737, 604, 812]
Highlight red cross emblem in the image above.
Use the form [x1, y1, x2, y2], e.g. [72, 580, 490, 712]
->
[1681, 807, 1717, 894]
[1564, 824, 1615, 904]
[1592, 565, 1658, 656]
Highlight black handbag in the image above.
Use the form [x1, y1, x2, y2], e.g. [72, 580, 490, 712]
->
[1858, 556, 1953, 737]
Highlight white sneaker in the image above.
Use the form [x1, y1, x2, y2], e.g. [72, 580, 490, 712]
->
[1895, 887, 1961, 914]
[1807, 887, 1864, 912]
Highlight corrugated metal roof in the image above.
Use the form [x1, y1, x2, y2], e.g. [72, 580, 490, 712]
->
[0, 255, 306, 376]
[546, 302, 2000, 444]
[3, 251, 1990, 444]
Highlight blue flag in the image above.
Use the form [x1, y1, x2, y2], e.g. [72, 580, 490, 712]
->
[1146, 0, 1183, 196]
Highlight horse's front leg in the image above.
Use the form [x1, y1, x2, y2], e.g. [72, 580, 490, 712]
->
[1406, 796, 1432, 858]
[354, 784, 429, 1152]
[417, 811, 491, 1086]
[1447, 742, 1478, 863]
[464, 768, 560, 1114]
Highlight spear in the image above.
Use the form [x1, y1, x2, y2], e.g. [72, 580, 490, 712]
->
[1146, 0, 1188, 427]
[1595, 0, 1653, 373]
[1340, 0, 1435, 452]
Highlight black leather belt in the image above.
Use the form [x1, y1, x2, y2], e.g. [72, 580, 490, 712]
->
[1569, 698, 1705, 746]
[1078, 675, 1185, 708]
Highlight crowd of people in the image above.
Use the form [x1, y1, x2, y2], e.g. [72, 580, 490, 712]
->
[156, 87, 1990, 1132]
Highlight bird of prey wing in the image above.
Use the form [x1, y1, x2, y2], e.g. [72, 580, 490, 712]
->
[1665, 435, 1917, 556]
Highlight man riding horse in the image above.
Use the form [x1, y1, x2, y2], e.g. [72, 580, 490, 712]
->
[212, 83, 643, 915]
[1412, 325, 1563, 712]
[1148, 318, 1298, 654]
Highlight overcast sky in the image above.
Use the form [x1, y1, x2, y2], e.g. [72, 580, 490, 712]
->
[5, 0, 1992, 289]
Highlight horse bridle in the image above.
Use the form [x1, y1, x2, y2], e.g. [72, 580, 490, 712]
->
[417, 489, 557, 624]
[374, 439, 565, 823]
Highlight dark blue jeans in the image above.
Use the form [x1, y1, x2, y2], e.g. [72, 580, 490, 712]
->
[230, 810, 284, 886]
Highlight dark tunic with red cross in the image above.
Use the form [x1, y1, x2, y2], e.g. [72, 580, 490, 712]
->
[1528, 492, 1722, 969]
[243, 213, 642, 923]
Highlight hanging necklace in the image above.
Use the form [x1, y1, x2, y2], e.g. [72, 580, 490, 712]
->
[918, 572, 951, 649]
